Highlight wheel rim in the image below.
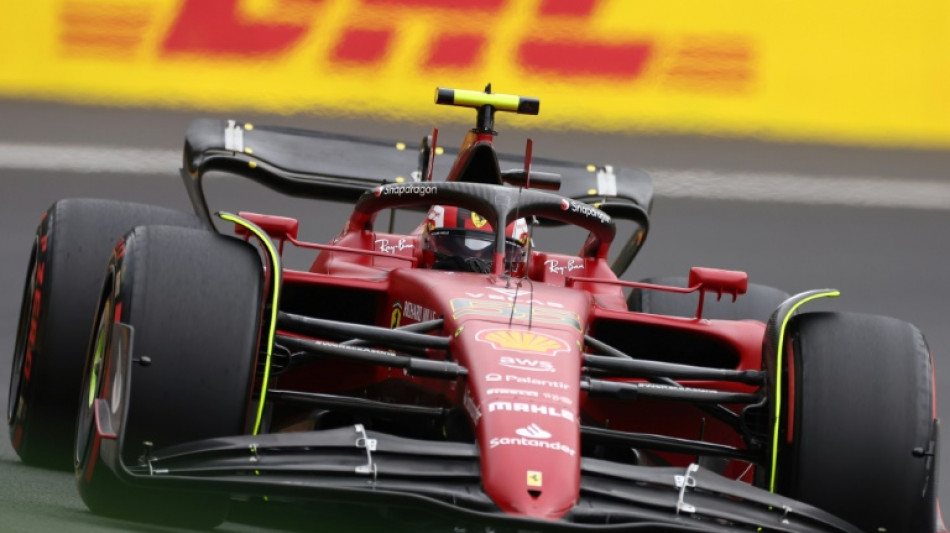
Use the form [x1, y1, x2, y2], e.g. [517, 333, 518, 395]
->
[7, 239, 39, 426]
[75, 289, 113, 469]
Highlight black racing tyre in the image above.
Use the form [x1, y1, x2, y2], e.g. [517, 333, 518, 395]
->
[776, 312, 937, 533]
[7, 199, 202, 469]
[628, 276, 789, 322]
[75, 225, 263, 528]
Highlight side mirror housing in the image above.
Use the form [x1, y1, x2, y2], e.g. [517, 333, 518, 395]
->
[688, 267, 748, 318]
[234, 212, 299, 255]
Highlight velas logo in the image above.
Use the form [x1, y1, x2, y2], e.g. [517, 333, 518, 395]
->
[515, 423, 551, 439]
[476, 329, 570, 356]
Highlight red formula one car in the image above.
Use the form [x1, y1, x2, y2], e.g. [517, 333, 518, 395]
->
[7, 87, 942, 532]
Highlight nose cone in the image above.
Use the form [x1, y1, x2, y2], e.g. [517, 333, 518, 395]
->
[457, 323, 582, 520]
[480, 406, 580, 519]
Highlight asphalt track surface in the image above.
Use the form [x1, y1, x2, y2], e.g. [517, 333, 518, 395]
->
[0, 99, 949, 532]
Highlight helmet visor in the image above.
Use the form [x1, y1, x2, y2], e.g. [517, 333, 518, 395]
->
[427, 229, 526, 266]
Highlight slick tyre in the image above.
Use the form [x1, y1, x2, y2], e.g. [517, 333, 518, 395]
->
[628, 276, 789, 322]
[75, 225, 263, 529]
[778, 312, 937, 533]
[7, 199, 202, 469]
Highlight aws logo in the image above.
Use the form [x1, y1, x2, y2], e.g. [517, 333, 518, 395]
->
[498, 356, 555, 373]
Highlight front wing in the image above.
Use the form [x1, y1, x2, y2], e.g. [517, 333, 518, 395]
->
[91, 324, 860, 533]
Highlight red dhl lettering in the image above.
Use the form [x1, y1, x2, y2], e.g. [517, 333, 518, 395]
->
[162, 0, 322, 58]
[56, 0, 754, 92]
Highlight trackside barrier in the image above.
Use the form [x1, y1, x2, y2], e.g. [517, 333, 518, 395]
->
[1, 0, 948, 148]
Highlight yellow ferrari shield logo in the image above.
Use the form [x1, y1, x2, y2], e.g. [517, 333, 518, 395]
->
[527, 470, 542, 487]
[470, 211, 488, 228]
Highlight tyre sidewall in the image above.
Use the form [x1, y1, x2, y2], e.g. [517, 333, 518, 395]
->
[781, 312, 936, 532]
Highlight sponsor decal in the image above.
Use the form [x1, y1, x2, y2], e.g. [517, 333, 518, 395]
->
[499, 356, 556, 373]
[390, 302, 402, 328]
[527, 470, 543, 488]
[476, 329, 570, 356]
[403, 301, 437, 321]
[542, 392, 574, 406]
[23, 220, 51, 382]
[488, 401, 575, 422]
[375, 238, 414, 254]
[485, 373, 571, 390]
[313, 340, 394, 358]
[544, 258, 584, 276]
[463, 389, 481, 424]
[560, 199, 611, 224]
[515, 423, 551, 439]
[451, 299, 581, 331]
[490, 433, 576, 457]
[374, 184, 438, 197]
[465, 287, 566, 308]
[486, 387, 540, 399]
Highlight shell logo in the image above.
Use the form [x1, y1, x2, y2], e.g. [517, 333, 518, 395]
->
[476, 329, 570, 356]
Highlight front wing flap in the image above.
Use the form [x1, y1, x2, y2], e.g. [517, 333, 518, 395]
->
[95, 325, 858, 533]
[93, 317, 859, 532]
[101, 427, 859, 532]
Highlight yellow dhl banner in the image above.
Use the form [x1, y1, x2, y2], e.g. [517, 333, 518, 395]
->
[1, 0, 948, 148]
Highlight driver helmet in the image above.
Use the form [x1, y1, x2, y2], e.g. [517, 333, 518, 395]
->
[422, 205, 529, 275]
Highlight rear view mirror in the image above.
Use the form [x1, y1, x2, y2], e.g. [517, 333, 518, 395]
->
[234, 212, 299, 255]
[688, 267, 748, 318]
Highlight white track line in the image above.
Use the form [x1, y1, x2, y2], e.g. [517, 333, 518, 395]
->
[1, 142, 948, 210]
[0, 142, 178, 175]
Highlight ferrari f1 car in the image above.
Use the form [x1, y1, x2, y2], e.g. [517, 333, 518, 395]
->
[7, 87, 943, 532]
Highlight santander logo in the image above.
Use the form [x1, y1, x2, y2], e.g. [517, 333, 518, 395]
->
[515, 424, 551, 439]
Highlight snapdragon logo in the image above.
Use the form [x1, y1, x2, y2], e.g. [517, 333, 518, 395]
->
[559, 198, 611, 224]
[374, 184, 438, 197]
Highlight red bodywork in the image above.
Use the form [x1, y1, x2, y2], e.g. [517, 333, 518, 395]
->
[236, 128, 766, 521]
